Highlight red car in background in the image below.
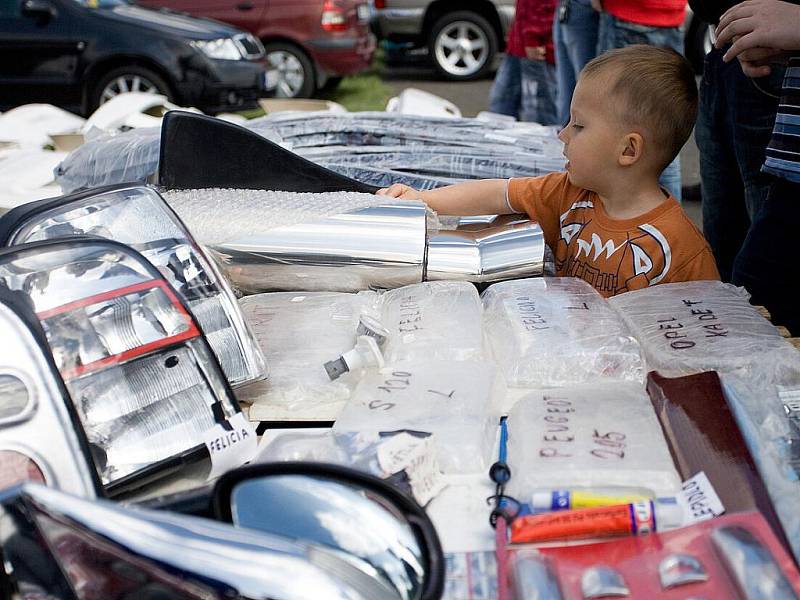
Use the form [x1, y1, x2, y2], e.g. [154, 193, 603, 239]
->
[137, 0, 375, 98]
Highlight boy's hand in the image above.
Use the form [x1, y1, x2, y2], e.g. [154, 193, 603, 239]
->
[716, 0, 800, 67]
[377, 183, 423, 200]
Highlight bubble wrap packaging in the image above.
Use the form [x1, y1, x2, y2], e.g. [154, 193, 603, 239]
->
[506, 382, 682, 498]
[333, 361, 504, 474]
[481, 277, 644, 388]
[161, 188, 389, 247]
[721, 373, 800, 563]
[609, 280, 800, 383]
[236, 291, 377, 411]
[378, 281, 484, 363]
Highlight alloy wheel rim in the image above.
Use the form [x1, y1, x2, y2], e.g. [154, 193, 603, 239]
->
[267, 50, 305, 98]
[434, 20, 489, 77]
[101, 75, 160, 103]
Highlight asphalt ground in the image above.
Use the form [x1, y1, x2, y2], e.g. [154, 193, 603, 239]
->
[381, 57, 703, 228]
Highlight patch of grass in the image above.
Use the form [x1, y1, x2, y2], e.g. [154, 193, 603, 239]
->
[318, 48, 392, 111]
[236, 48, 391, 117]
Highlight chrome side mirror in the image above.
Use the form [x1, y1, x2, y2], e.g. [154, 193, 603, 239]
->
[0, 483, 393, 600]
[212, 462, 445, 600]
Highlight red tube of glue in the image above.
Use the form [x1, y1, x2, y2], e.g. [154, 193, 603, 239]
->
[510, 498, 682, 544]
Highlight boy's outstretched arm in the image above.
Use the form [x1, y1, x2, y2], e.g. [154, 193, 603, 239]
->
[377, 179, 513, 216]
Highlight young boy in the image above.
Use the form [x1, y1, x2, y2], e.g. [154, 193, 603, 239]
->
[378, 45, 719, 298]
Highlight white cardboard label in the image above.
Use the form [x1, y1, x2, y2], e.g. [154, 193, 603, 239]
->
[203, 412, 258, 481]
[679, 471, 725, 525]
[377, 433, 447, 506]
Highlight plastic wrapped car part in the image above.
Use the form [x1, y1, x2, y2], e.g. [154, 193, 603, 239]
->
[158, 112, 379, 193]
[55, 127, 162, 193]
[180, 198, 429, 294]
[236, 292, 378, 412]
[646, 371, 790, 553]
[55, 111, 564, 194]
[333, 361, 503, 474]
[378, 282, 484, 364]
[0, 184, 267, 388]
[721, 373, 800, 563]
[506, 382, 682, 499]
[0, 239, 241, 494]
[426, 222, 551, 284]
[609, 280, 800, 383]
[482, 277, 644, 388]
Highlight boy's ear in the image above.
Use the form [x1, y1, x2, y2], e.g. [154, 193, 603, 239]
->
[618, 132, 644, 167]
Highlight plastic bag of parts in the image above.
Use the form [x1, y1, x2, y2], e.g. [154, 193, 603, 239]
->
[482, 277, 644, 388]
[377, 281, 484, 364]
[609, 280, 800, 383]
[253, 430, 349, 464]
[55, 127, 162, 193]
[505, 382, 682, 499]
[235, 291, 377, 411]
[721, 373, 800, 563]
[333, 361, 503, 474]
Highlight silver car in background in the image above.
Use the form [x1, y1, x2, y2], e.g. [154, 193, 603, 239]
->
[373, 0, 515, 80]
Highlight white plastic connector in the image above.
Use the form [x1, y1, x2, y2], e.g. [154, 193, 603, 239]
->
[324, 335, 385, 380]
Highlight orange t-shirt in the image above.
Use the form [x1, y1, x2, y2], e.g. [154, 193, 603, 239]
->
[508, 172, 720, 298]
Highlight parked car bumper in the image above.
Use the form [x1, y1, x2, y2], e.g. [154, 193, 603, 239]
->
[307, 32, 376, 77]
[179, 58, 268, 113]
[374, 7, 424, 39]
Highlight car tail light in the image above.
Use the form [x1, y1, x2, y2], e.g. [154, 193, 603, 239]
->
[374, 0, 385, 8]
[0, 287, 100, 498]
[0, 238, 242, 494]
[321, 0, 348, 30]
[0, 184, 267, 389]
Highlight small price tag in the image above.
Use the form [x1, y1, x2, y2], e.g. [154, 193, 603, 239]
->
[377, 433, 447, 506]
[679, 471, 725, 525]
[203, 412, 258, 481]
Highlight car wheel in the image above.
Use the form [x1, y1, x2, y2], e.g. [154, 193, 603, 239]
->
[319, 76, 343, 93]
[90, 65, 172, 112]
[263, 42, 316, 99]
[428, 10, 498, 81]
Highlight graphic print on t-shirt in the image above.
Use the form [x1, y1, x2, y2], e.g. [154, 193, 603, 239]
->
[556, 200, 673, 296]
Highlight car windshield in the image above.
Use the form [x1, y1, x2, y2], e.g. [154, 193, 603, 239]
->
[74, 0, 128, 8]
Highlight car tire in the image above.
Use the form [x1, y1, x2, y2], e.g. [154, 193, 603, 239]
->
[90, 65, 172, 113]
[428, 10, 498, 81]
[264, 42, 316, 99]
[319, 75, 343, 93]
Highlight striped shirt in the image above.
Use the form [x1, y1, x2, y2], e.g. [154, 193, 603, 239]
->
[763, 57, 800, 183]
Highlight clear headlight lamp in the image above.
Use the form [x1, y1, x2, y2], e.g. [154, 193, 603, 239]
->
[191, 37, 244, 60]
[0, 184, 267, 389]
[0, 238, 241, 494]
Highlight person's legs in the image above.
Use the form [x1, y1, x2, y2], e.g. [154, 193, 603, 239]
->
[554, 0, 598, 124]
[520, 59, 559, 125]
[698, 49, 781, 281]
[489, 54, 523, 118]
[732, 177, 800, 335]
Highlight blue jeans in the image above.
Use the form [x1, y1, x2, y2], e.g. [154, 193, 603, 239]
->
[596, 12, 684, 200]
[695, 48, 783, 281]
[489, 55, 558, 125]
[732, 177, 800, 334]
[553, 0, 599, 126]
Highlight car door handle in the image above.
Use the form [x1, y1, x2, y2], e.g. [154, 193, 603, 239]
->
[236, 2, 254, 10]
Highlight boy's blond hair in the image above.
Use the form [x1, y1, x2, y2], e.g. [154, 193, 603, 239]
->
[581, 45, 698, 171]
